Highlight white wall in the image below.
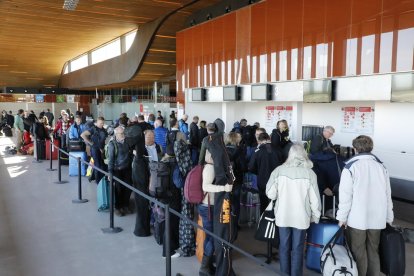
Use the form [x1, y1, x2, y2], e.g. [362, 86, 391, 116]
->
[185, 100, 414, 180]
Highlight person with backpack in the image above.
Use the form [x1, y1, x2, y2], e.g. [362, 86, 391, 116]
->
[166, 118, 180, 157]
[53, 111, 72, 150]
[178, 114, 189, 140]
[174, 132, 195, 257]
[204, 119, 237, 276]
[107, 126, 132, 217]
[248, 132, 284, 214]
[81, 117, 108, 184]
[131, 129, 154, 237]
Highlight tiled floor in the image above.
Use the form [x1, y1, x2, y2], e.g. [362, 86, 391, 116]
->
[0, 136, 412, 276]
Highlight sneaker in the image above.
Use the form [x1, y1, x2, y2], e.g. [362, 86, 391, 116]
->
[162, 251, 181, 259]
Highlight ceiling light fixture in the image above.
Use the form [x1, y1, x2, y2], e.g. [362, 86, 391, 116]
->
[63, 0, 79, 11]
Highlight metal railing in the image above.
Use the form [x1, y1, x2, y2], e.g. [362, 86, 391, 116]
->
[44, 141, 281, 275]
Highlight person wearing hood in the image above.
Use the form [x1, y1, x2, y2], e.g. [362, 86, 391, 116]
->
[203, 119, 237, 276]
[248, 132, 283, 214]
[266, 143, 321, 276]
[198, 118, 225, 165]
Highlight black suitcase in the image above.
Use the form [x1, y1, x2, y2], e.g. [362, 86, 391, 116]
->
[35, 139, 46, 160]
[3, 125, 12, 137]
[380, 224, 406, 276]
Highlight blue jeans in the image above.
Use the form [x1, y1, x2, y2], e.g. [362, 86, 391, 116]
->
[198, 205, 214, 257]
[191, 148, 199, 167]
[279, 227, 306, 276]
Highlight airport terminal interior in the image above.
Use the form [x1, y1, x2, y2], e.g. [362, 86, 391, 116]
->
[1, 0, 414, 275]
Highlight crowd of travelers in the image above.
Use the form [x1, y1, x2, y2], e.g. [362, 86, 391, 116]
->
[2, 107, 394, 276]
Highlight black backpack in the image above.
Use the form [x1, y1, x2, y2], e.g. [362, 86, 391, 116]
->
[148, 159, 172, 198]
[32, 122, 46, 140]
[165, 130, 178, 156]
[124, 124, 143, 149]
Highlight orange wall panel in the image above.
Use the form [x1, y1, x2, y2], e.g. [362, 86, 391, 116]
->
[176, 0, 414, 94]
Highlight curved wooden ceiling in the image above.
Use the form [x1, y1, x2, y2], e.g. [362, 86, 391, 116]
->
[0, 0, 220, 89]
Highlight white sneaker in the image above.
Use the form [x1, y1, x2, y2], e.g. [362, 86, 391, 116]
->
[162, 251, 181, 259]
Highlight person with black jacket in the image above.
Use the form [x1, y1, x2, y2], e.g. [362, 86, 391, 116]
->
[199, 120, 208, 143]
[271, 119, 292, 161]
[248, 132, 283, 214]
[131, 127, 152, 237]
[204, 118, 237, 276]
[225, 132, 247, 236]
[137, 115, 153, 131]
[166, 118, 180, 156]
[189, 116, 200, 165]
[81, 117, 108, 184]
[7, 111, 14, 128]
[309, 125, 343, 210]
[107, 126, 131, 217]
[44, 109, 54, 126]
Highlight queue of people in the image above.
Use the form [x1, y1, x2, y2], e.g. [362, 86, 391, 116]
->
[6, 107, 394, 276]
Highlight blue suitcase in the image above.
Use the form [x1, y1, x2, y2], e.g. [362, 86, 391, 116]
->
[69, 151, 87, 176]
[97, 177, 110, 212]
[306, 196, 343, 272]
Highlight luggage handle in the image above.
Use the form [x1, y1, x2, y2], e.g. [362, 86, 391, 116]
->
[322, 194, 336, 219]
[322, 226, 355, 270]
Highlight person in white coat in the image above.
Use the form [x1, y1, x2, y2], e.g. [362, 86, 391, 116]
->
[266, 143, 321, 276]
[337, 135, 394, 276]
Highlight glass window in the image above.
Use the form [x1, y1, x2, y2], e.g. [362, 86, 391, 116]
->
[64, 64, 69, 74]
[346, 38, 358, 75]
[316, 43, 328, 78]
[361, 35, 375, 75]
[396, 28, 414, 72]
[279, 50, 287, 81]
[125, 31, 137, 52]
[91, 38, 121, 65]
[291, 48, 298, 80]
[303, 46, 312, 79]
[70, 54, 88, 72]
[379, 32, 393, 73]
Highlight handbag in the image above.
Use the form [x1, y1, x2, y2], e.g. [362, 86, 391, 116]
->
[320, 227, 358, 276]
[255, 200, 279, 244]
[68, 139, 86, 152]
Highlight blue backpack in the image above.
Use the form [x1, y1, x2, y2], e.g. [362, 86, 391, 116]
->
[172, 164, 185, 188]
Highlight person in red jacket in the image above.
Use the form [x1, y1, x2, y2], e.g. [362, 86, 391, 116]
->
[53, 111, 72, 149]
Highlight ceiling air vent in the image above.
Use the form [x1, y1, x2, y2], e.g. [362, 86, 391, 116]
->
[63, 0, 79, 11]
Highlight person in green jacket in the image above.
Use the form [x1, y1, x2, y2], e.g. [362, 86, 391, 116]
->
[13, 109, 25, 151]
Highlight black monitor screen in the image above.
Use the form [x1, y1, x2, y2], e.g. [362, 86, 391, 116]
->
[192, 88, 205, 101]
[223, 86, 239, 101]
[303, 80, 332, 103]
[251, 84, 270, 101]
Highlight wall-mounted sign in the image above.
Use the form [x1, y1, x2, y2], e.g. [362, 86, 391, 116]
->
[341, 106, 375, 134]
[35, 94, 44, 103]
[66, 95, 75, 103]
[265, 105, 293, 130]
[104, 95, 112, 103]
[56, 95, 65, 103]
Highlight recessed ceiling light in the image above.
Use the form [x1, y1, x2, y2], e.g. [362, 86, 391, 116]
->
[10, 71, 28, 74]
[24, 90, 28, 93]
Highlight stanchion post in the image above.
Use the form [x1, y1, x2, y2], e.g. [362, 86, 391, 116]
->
[54, 149, 68, 184]
[102, 172, 122, 233]
[165, 204, 171, 276]
[72, 157, 88, 204]
[46, 140, 56, 171]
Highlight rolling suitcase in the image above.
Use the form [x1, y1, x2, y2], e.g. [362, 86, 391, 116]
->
[239, 187, 260, 227]
[380, 224, 406, 276]
[306, 195, 343, 272]
[69, 151, 87, 176]
[34, 139, 46, 160]
[152, 204, 165, 245]
[97, 177, 110, 212]
[46, 139, 59, 160]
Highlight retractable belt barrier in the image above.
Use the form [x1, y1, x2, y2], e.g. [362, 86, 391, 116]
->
[46, 143, 281, 275]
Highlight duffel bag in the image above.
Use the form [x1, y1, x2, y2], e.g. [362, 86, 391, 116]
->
[68, 139, 86, 152]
